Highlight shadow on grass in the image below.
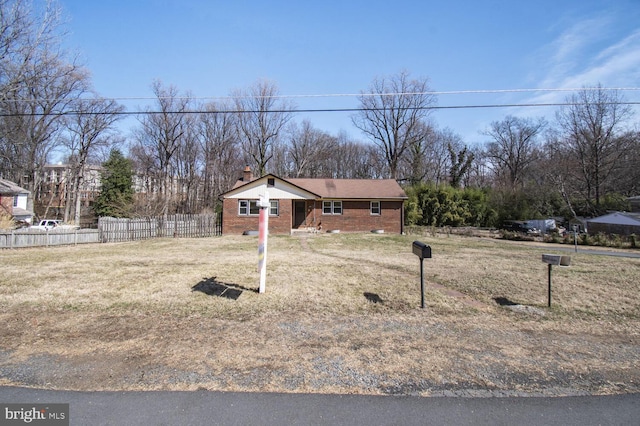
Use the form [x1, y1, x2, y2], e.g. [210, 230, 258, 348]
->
[192, 276, 257, 300]
[494, 297, 518, 306]
[364, 292, 384, 304]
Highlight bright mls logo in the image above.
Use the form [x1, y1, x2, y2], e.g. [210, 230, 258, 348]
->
[1, 404, 68, 425]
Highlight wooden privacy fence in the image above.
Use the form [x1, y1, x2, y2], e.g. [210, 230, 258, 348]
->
[0, 228, 100, 249]
[0, 214, 221, 248]
[98, 214, 221, 243]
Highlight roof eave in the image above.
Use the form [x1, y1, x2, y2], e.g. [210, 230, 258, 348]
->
[220, 174, 321, 199]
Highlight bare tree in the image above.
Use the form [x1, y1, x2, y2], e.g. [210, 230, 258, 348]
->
[62, 96, 124, 224]
[0, 0, 90, 201]
[483, 115, 546, 189]
[352, 70, 436, 179]
[197, 101, 242, 210]
[398, 121, 436, 185]
[555, 86, 633, 213]
[134, 80, 191, 215]
[173, 118, 200, 213]
[269, 138, 290, 177]
[426, 127, 463, 185]
[540, 133, 580, 220]
[330, 134, 383, 179]
[0, 0, 61, 102]
[465, 145, 493, 188]
[128, 143, 162, 215]
[612, 130, 640, 196]
[286, 120, 337, 178]
[233, 79, 294, 177]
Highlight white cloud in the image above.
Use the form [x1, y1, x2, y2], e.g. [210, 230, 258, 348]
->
[548, 17, 608, 70]
[576, 29, 640, 86]
[523, 17, 640, 110]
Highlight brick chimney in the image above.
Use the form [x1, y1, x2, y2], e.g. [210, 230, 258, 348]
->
[243, 166, 253, 182]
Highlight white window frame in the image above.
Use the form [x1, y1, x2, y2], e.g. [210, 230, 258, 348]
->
[269, 200, 279, 216]
[333, 200, 342, 214]
[239, 199, 279, 216]
[370, 201, 381, 215]
[238, 200, 249, 215]
[322, 200, 342, 215]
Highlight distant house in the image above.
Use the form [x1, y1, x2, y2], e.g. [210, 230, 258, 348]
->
[629, 196, 640, 213]
[586, 212, 640, 236]
[38, 163, 102, 217]
[221, 167, 408, 235]
[0, 179, 33, 224]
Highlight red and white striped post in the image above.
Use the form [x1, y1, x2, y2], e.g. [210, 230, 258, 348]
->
[257, 191, 270, 293]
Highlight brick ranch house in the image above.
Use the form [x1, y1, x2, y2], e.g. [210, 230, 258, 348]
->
[221, 167, 408, 235]
[0, 178, 33, 224]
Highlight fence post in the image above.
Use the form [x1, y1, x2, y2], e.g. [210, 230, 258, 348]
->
[174, 214, 178, 237]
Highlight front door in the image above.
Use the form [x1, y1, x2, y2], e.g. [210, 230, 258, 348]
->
[293, 201, 306, 228]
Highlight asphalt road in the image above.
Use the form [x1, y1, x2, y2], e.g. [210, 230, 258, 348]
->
[1, 387, 639, 425]
[551, 245, 640, 258]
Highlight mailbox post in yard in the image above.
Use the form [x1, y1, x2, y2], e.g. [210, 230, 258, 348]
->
[412, 241, 432, 309]
[541, 254, 571, 307]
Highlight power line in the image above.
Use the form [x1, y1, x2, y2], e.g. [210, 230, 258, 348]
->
[1, 86, 639, 104]
[0, 101, 639, 117]
[95, 86, 640, 101]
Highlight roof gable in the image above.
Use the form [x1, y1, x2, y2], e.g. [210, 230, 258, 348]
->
[223, 174, 319, 199]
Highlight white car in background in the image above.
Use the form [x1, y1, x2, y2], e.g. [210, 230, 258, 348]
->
[30, 219, 62, 231]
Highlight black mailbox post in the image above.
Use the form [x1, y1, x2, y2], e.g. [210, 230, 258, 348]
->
[412, 241, 432, 260]
[412, 241, 432, 308]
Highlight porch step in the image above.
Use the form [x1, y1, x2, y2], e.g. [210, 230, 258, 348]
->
[291, 227, 317, 234]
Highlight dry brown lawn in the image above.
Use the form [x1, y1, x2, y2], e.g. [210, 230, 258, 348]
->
[0, 233, 638, 397]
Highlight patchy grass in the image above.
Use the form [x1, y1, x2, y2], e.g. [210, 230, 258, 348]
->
[0, 233, 638, 396]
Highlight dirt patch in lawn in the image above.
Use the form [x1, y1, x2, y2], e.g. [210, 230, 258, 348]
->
[0, 234, 638, 397]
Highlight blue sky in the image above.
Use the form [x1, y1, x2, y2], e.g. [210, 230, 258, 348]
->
[58, 0, 640, 145]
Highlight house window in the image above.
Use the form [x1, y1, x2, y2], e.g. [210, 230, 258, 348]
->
[323, 200, 342, 215]
[239, 200, 249, 215]
[269, 200, 279, 216]
[371, 201, 381, 215]
[267, 178, 275, 187]
[249, 200, 260, 215]
[239, 199, 279, 216]
[333, 201, 342, 214]
[238, 200, 260, 215]
[13, 196, 18, 207]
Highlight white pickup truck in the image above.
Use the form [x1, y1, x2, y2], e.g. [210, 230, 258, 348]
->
[30, 219, 62, 231]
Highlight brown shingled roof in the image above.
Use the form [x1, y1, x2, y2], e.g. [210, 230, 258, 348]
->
[0, 179, 29, 195]
[288, 178, 407, 199]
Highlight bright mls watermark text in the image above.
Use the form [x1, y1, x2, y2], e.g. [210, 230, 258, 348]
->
[1, 404, 68, 426]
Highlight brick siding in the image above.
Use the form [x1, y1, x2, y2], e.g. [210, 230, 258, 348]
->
[313, 200, 403, 233]
[222, 198, 403, 235]
[222, 198, 293, 235]
[0, 195, 13, 215]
